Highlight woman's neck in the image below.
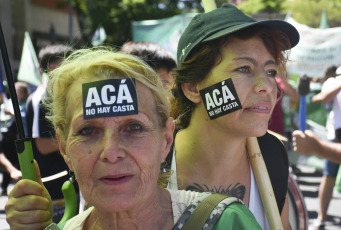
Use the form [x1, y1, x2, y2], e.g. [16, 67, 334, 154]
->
[176, 116, 247, 160]
[84, 189, 173, 230]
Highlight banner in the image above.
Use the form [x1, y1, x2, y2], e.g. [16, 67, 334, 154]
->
[286, 17, 341, 78]
[17, 32, 41, 86]
[132, 13, 196, 58]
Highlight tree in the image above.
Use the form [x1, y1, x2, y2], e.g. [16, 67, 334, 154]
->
[283, 0, 341, 28]
[65, 0, 207, 47]
[64, 0, 341, 48]
[237, 0, 283, 15]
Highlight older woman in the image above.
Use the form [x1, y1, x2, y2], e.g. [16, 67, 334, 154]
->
[5, 48, 262, 230]
[167, 4, 300, 230]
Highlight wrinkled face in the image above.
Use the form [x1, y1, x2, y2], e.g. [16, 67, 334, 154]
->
[158, 68, 175, 91]
[58, 80, 173, 212]
[196, 36, 278, 137]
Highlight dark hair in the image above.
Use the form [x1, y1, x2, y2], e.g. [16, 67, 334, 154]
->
[38, 44, 74, 73]
[120, 41, 176, 72]
[172, 25, 290, 128]
[15, 81, 29, 98]
[321, 65, 337, 84]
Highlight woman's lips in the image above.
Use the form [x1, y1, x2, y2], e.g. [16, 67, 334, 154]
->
[245, 103, 271, 113]
[100, 174, 133, 185]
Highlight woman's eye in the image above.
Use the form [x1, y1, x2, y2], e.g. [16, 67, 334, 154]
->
[267, 70, 278, 78]
[237, 66, 250, 73]
[128, 123, 143, 132]
[78, 127, 94, 136]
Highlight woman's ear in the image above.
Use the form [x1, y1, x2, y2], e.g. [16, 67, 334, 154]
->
[56, 129, 74, 172]
[160, 117, 175, 163]
[181, 82, 201, 103]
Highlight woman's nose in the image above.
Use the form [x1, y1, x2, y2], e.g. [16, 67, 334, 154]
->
[254, 72, 275, 94]
[99, 132, 126, 163]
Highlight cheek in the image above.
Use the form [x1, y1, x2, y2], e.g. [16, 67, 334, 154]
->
[233, 82, 247, 103]
[67, 140, 97, 182]
[133, 138, 163, 179]
[272, 83, 279, 103]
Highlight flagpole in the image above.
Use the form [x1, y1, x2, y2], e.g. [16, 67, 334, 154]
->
[0, 21, 37, 182]
[0, 25, 24, 138]
[201, 1, 284, 229]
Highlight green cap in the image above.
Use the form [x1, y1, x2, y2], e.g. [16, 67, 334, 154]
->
[177, 3, 300, 64]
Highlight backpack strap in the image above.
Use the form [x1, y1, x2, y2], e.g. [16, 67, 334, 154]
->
[182, 193, 229, 230]
[173, 193, 242, 230]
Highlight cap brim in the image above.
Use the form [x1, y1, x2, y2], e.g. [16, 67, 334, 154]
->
[203, 20, 300, 50]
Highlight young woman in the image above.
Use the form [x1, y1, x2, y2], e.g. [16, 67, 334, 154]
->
[167, 4, 299, 229]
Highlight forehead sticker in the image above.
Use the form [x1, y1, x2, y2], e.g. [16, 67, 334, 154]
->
[82, 78, 138, 120]
[199, 78, 242, 120]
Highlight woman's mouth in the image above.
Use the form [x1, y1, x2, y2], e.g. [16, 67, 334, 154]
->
[246, 103, 271, 113]
[100, 175, 133, 185]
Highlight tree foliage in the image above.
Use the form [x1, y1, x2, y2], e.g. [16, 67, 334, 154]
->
[237, 0, 283, 15]
[283, 0, 341, 28]
[69, 0, 207, 47]
[64, 0, 341, 47]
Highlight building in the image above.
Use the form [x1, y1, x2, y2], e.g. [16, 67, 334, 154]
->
[0, 0, 81, 79]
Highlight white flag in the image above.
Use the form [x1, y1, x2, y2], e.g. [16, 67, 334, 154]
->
[92, 25, 107, 46]
[17, 32, 41, 86]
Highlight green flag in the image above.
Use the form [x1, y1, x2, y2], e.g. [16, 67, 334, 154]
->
[92, 25, 107, 46]
[319, 8, 329, 29]
[132, 14, 196, 57]
[17, 32, 41, 86]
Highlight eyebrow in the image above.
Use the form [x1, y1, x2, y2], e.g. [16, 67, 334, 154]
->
[233, 57, 278, 67]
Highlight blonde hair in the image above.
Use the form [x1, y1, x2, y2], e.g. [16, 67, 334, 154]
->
[45, 47, 170, 141]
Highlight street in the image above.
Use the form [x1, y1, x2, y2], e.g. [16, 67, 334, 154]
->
[293, 164, 341, 230]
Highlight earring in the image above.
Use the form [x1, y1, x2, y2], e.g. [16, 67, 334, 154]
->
[161, 161, 167, 173]
[258, 84, 262, 87]
[68, 170, 76, 183]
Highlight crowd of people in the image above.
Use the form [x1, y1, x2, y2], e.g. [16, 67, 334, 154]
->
[0, 3, 340, 230]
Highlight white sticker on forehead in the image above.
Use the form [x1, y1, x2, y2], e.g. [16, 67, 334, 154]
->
[82, 78, 138, 120]
[199, 78, 242, 120]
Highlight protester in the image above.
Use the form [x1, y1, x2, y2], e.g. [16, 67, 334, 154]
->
[5, 48, 262, 230]
[268, 76, 299, 142]
[5, 4, 300, 229]
[0, 82, 28, 195]
[25, 44, 78, 222]
[0, 152, 21, 183]
[120, 41, 177, 91]
[293, 130, 341, 164]
[302, 65, 341, 229]
[167, 4, 299, 229]
[4, 81, 30, 136]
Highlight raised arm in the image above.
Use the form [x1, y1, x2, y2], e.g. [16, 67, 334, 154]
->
[312, 81, 341, 104]
[292, 130, 341, 164]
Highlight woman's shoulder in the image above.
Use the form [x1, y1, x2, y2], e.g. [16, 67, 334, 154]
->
[169, 189, 211, 224]
[170, 190, 260, 230]
[213, 202, 262, 230]
[63, 207, 94, 230]
[168, 189, 210, 209]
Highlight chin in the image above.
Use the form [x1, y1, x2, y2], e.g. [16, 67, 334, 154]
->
[248, 126, 268, 137]
[95, 199, 135, 213]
